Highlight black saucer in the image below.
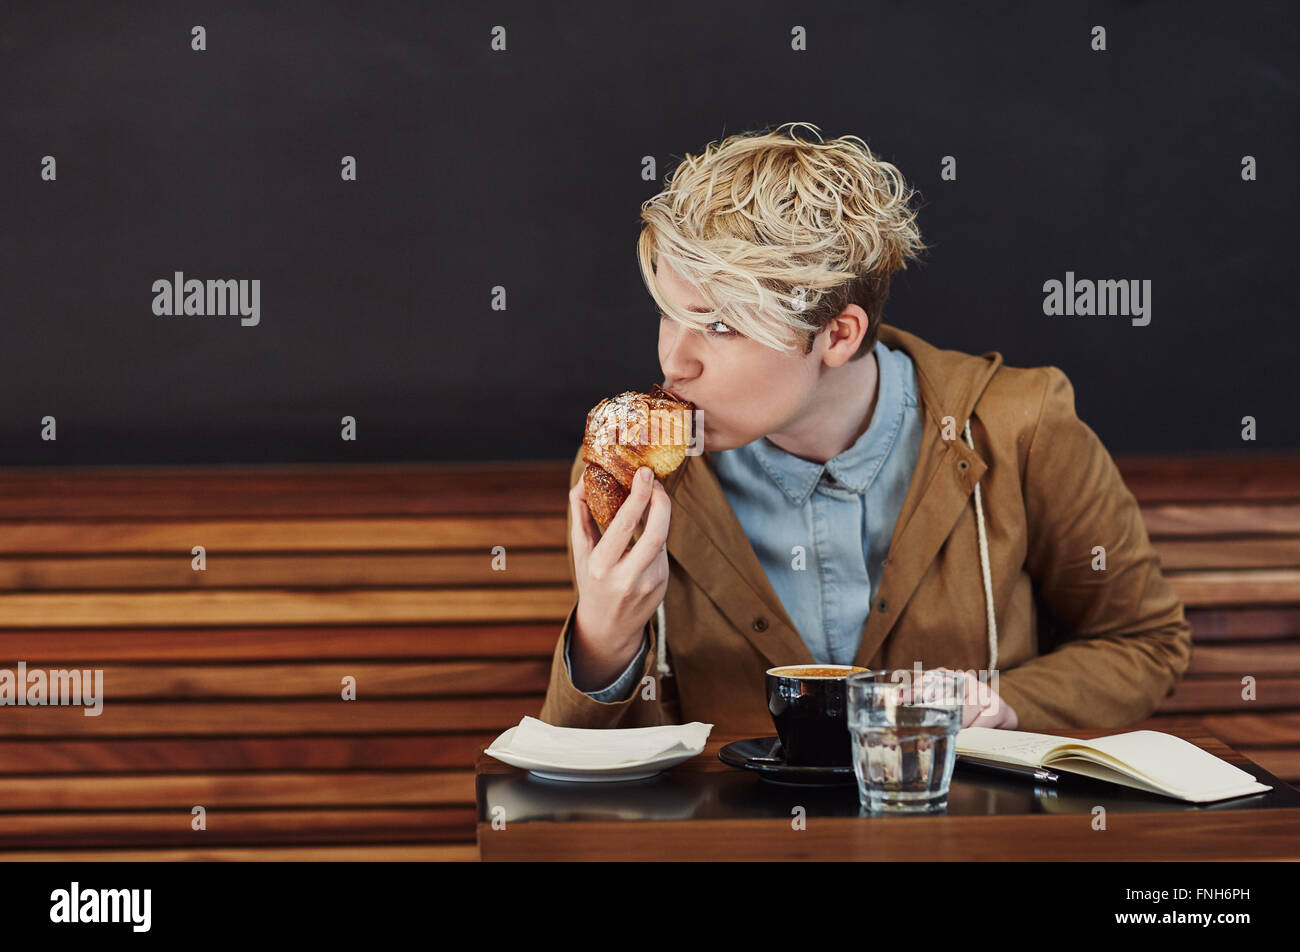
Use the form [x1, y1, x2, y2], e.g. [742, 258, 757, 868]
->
[718, 737, 857, 786]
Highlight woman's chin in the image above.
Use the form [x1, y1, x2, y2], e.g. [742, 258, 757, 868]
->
[697, 417, 758, 452]
[701, 432, 743, 453]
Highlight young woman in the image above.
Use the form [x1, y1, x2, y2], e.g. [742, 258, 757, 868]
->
[542, 123, 1190, 736]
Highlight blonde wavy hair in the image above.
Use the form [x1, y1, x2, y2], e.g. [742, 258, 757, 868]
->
[637, 121, 927, 358]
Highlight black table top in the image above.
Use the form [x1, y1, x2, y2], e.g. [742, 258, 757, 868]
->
[477, 747, 1300, 825]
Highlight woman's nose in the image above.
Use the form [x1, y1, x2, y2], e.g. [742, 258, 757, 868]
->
[659, 320, 701, 380]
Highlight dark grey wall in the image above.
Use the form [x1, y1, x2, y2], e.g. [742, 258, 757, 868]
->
[2, 1, 1296, 465]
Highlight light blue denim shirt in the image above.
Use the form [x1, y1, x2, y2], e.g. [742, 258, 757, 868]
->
[565, 339, 923, 699]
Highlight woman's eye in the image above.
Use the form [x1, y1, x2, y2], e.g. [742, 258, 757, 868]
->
[657, 309, 732, 337]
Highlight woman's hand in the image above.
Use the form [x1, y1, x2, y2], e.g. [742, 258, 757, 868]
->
[568, 464, 671, 690]
[932, 667, 1020, 729]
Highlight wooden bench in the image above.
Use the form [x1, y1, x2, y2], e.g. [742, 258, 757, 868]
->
[0, 454, 1295, 860]
[1115, 456, 1300, 781]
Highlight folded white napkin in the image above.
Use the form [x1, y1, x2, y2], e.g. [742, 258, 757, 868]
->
[491, 716, 713, 768]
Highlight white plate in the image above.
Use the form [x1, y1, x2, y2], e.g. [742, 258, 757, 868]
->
[484, 726, 703, 782]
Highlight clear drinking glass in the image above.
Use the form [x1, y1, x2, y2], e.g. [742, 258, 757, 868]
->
[846, 669, 965, 813]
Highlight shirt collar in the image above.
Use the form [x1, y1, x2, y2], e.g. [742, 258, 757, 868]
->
[745, 340, 910, 506]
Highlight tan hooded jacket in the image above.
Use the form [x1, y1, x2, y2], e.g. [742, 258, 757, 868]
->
[539, 324, 1193, 735]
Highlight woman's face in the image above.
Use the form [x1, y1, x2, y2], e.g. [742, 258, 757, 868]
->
[655, 261, 822, 452]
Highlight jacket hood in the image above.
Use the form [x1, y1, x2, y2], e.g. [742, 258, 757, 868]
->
[877, 323, 1004, 436]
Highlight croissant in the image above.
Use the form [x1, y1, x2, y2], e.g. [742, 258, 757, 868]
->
[582, 385, 696, 530]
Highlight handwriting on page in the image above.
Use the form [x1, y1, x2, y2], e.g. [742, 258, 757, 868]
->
[963, 730, 1073, 763]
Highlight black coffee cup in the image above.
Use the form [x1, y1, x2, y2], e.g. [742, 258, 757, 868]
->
[766, 665, 884, 767]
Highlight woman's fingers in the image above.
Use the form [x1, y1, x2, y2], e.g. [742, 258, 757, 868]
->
[623, 478, 671, 576]
[569, 467, 599, 567]
[589, 466, 654, 577]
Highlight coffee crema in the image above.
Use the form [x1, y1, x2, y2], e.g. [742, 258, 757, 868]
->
[767, 665, 869, 679]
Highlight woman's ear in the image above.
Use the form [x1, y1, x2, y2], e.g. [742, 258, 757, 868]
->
[821, 305, 869, 366]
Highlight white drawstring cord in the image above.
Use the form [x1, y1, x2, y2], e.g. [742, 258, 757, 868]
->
[655, 599, 672, 678]
[963, 418, 998, 672]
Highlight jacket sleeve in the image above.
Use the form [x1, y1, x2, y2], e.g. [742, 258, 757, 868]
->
[993, 367, 1193, 730]
[565, 625, 649, 701]
[537, 447, 678, 728]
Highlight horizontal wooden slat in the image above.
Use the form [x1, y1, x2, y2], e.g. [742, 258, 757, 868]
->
[10, 681, 1289, 738]
[0, 698, 539, 737]
[0, 462, 571, 519]
[1140, 503, 1300, 537]
[1153, 537, 1300, 571]
[1157, 677, 1300, 712]
[1167, 569, 1300, 606]
[1186, 607, 1300, 641]
[19, 617, 1297, 666]
[1146, 711, 1300, 747]
[0, 808, 476, 849]
[1186, 642, 1300, 675]
[0, 587, 574, 627]
[14, 507, 1295, 552]
[1239, 748, 1300, 783]
[0, 734, 496, 773]
[0, 551, 570, 589]
[0, 843, 479, 861]
[0, 624, 562, 661]
[0, 454, 1292, 520]
[1115, 454, 1300, 502]
[0, 661, 551, 700]
[0, 770, 474, 810]
[0, 516, 566, 554]
[15, 539, 1293, 589]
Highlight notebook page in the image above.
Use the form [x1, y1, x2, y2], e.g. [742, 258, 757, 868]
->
[1045, 756, 1184, 797]
[1061, 730, 1260, 795]
[955, 727, 1082, 767]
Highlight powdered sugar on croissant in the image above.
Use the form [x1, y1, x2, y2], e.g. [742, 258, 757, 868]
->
[581, 385, 695, 529]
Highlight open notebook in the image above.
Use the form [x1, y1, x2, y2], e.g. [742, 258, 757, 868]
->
[955, 727, 1272, 803]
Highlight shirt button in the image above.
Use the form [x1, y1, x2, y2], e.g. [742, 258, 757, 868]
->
[753, 616, 769, 632]
[957, 460, 969, 472]
[878, 599, 889, 612]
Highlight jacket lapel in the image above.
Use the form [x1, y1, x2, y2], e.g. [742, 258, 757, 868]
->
[853, 325, 1001, 667]
[851, 410, 989, 668]
[662, 451, 814, 667]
